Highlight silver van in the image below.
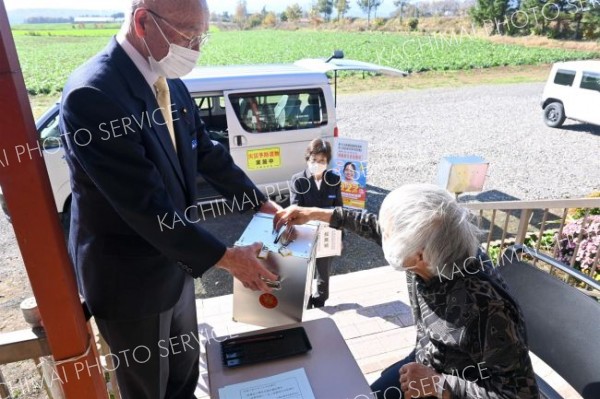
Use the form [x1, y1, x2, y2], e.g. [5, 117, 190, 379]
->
[0, 55, 405, 229]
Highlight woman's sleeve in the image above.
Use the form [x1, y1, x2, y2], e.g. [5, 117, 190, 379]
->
[329, 207, 382, 246]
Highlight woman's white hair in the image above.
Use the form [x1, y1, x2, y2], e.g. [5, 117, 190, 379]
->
[379, 184, 481, 278]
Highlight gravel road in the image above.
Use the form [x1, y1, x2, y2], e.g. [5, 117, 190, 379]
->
[342, 82, 599, 201]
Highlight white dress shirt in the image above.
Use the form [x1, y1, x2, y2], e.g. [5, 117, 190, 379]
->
[116, 31, 160, 94]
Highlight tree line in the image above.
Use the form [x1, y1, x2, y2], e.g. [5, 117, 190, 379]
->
[215, 0, 469, 27]
[215, 0, 600, 40]
[471, 0, 600, 39]
[24, 13, 126, 25]
[25, 16, 74, 24]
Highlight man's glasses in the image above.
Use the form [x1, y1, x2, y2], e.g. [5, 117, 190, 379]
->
[145, 9, 209, 49]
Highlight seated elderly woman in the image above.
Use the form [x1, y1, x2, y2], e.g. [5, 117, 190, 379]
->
[274, 184, 539, 399]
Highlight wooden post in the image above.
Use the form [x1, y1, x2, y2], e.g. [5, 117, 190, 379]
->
[0, 368, 10, 399]
[515, 209, 533, 245]
[0, 2, 108, 398]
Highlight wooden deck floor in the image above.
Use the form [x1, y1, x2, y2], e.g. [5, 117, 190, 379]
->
[194, 266, 580, 399]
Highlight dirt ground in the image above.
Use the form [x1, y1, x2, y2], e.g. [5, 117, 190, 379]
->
[0, 216, 46, 398]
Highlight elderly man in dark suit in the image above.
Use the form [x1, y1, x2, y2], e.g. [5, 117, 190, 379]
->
[59, 0, 279, 397]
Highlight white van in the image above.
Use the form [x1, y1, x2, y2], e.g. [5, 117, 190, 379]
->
[0, 55, 405, 230]
[541, 60, 600, 128]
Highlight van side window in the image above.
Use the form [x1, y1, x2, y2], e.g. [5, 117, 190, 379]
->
[39, 112, 62, 149]
[580, 72, 600, 92]
[194, 95, 229, 149]
[229, 89, 328, 133]
[553, 69, 576, 86]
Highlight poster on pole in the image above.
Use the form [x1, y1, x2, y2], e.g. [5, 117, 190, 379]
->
[331, 138, 368, 210]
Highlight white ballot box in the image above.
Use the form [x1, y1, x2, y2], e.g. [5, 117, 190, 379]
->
[233, 213, 320, 327]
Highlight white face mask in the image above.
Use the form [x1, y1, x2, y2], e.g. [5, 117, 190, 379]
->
[308, 162, 327, 176]
[144, 15, 200, 79]
[382, 237, 409, 272]
[383, 245, 402, 270]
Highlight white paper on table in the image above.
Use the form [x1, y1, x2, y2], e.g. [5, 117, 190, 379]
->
[315, 224, 342, 258]
[218, 368, 315, 399]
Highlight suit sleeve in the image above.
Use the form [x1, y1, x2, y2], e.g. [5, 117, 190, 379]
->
[193, 106, 266, 211]
[60, 87, 226, 278]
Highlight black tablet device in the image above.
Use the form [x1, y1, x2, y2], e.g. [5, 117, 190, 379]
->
[221, 326, 312, 368]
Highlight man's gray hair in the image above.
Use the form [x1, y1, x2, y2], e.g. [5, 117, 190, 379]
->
[131, 0, 147, 12]
[379, 184, 481, 278]
[131, 0, 208, 13]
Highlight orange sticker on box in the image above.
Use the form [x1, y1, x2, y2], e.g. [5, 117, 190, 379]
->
[259, 293, 278, 309]
[247, 147, 281, 170]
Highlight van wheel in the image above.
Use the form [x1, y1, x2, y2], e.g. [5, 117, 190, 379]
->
[544, 102, 566, 128]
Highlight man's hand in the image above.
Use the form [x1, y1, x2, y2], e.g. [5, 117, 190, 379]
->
[215, 242, 279, 292]
[258, 200, 282, 215]
[273, 205, 334, 232]
[399, 362, 445, 399]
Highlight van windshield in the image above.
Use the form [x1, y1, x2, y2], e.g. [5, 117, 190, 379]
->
[229, 89, 328, 133]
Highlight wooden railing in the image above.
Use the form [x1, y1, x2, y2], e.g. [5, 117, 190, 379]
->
[0, 328, 53, 399]
[464, 198, 600, 295]
[0, 323, 120, 399]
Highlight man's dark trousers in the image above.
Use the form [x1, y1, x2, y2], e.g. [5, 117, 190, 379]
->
[96, 276, 199, 399]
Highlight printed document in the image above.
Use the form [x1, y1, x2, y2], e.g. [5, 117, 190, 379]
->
[218, 368, 315, 399]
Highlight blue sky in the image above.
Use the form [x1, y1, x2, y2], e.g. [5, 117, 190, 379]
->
[4, 0, 398, 17]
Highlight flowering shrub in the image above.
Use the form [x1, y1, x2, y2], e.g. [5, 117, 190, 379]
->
[485, 231, 554, 265]
[569, 192, 600, 219]
[554, 215, 600, 281]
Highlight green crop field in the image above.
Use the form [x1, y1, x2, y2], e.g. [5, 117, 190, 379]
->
[11, 26, 600, 95]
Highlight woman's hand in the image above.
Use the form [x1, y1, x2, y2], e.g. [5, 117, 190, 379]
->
[273, 205, 334, 232]
[399, 362, 446, 399]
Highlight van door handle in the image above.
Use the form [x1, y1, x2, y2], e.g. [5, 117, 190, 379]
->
[234, 135, 245, 147]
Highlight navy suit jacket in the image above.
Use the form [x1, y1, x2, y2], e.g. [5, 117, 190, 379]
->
[59, 38, 266, 320]
[290, 169, 343, 209]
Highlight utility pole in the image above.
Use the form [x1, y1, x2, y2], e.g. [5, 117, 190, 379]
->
[0, 1, 108, 397]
